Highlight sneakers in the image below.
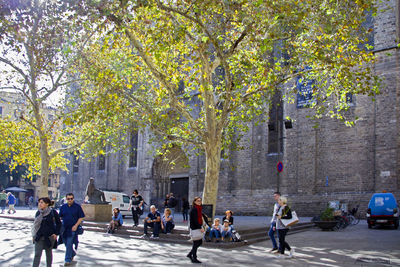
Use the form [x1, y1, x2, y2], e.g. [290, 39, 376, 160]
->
[289, 248, 295, 258]
[64, 262, 72, 266]
[141, 234, 148, 239]
[269, 248, 278, 253]
[275, 254, 288, 259]
[272, 250, 280, 254]
[150, 235, 159, 239]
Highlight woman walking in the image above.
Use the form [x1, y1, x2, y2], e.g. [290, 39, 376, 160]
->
[32, 197, 61, 267]
[276, 196, 294, 258]
[187, 197, 205, 264]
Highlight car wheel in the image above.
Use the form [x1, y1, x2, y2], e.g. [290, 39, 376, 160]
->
[368, 223, 372, 229]
[394, 220, 399, 229]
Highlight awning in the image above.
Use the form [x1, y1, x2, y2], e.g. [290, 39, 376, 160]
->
[5, 187, 28, 192]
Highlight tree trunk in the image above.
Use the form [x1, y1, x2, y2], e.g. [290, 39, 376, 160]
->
[38, 136, 50, 198]
[202, 139, 222, 219]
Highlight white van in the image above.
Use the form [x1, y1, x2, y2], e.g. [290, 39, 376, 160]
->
[102, 191, 131, 217]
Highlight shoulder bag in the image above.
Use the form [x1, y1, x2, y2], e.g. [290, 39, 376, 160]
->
[189, 228, 204, 241]
[281, 210, 299, 227]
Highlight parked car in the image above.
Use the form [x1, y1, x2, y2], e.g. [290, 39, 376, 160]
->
[367, 193, 399, 229]
[103, 191, 131, 217]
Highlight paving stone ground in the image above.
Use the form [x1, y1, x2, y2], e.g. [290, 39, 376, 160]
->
[0, 207, 399, 267]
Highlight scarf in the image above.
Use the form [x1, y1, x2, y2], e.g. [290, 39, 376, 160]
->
[195, 204, 203, 225]
[32, 207, 52, 238]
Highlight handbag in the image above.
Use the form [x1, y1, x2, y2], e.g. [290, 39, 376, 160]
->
[281, 211, 299, 227]
[190, 229, 204, 241]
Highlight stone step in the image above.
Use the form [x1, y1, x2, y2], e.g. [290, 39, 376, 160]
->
[84, 222, 314, 249]
[0, 214, 314, 249]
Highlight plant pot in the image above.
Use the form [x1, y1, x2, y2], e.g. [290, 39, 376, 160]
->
[314, 221, 338, 231]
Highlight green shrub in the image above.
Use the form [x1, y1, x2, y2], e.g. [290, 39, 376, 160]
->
[320, 207, 335, 221]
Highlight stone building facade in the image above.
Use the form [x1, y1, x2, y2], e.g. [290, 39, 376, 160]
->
[60, 0, 400, 216]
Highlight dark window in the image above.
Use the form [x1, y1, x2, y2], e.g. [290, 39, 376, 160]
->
[98, 154, 106, 170]
[129, 130, 138, 168]
[72, 152, 79, 173]
[296, 76, 315, 108]
[361, 10, 374, 50]
[346, 93, 355, 105]
[268, 91, 284, 154]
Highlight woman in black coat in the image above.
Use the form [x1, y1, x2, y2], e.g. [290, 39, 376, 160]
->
[187, 196, 205, 264]
[32, 197, 61, 267]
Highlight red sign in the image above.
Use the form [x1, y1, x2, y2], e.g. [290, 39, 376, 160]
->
[277, 161, 284, 173]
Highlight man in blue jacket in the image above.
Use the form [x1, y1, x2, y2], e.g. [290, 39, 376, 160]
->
[59, 193, 85, 266]
[6, 192, 16, 214]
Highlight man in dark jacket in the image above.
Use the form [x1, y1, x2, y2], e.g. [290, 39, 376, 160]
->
[59, 193, 85, 266]
[167, 193, 177, 216]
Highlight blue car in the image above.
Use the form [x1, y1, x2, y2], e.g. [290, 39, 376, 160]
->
[367, 193, 399, 229]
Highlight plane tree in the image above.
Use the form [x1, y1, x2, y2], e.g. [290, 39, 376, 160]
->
[75, 0, 379, 216]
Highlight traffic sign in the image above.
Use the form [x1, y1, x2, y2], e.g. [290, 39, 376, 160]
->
[277, 161, 283, 173]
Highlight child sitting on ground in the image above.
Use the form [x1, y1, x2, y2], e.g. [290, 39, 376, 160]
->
[209, 218, 223, 242]
[161, 208, 175, 234]
[221, 219, 233, 242]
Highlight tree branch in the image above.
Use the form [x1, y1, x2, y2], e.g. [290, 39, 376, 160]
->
[102, 9, 205, 139]
[0, 57, 29, 83]
[20, 115, 40, 131]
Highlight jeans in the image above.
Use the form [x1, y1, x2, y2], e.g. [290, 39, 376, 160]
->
[33, 236, 54, 267]
[268, 221, 279, 249]
[144, 221, 160, 237]
[0, 200, 5, 213]
[277, 228, 291, 254]
[162, 221, 175, 233]
[182, 209, 188, 221]
[221, 230, 232, 240]
[209, 229, 221, 239]
[64, 231, 77, 263]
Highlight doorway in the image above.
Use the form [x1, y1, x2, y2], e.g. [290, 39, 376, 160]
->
[170, 177, 189, 212]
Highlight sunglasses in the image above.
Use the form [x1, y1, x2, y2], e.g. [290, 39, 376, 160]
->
[66, 198, 74, 200]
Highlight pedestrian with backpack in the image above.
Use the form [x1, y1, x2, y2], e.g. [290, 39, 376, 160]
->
[32, 197, 61, 267]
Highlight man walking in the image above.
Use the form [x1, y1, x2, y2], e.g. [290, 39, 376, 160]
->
[6, 192, 16, 214]
[268, 191, 281, 253]
[0, 190, 7, 214]
[59, 193, 85, 266]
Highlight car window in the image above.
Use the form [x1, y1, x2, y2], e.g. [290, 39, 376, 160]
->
[374, 197, 384, 206]
[123, 196, 130, 203]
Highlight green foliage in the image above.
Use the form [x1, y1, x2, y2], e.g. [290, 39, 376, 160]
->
[0, 118, 68, 179]
[74, 0, 380, 156]
[320, 207, 335, 221]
